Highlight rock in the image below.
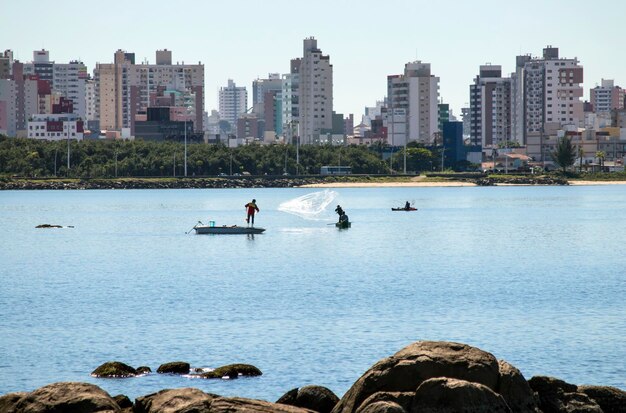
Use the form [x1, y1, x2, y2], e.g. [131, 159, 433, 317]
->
[35, 224, 63, 228]
[356, 401, 406, 413]
[134, 388, 213, 413]
[331, 341, 501, 413]
[200, 363, 262, 379]
[137, 366, 152, 374]
[276, 385, 339, 413]
[529, 376, 603, 413]
[496, 360, 540, 412]
[355, 392, 414, 413]
[0, 392, 28, 413]
[209, 396, 317, 412]
[578, 385, 626, 413]
[411, 377, 511, 413]
[1, 382, 120, 413]
[91, 361, 137, 378]
[113, 394, 133, 409]
[156, 361, 190, 375]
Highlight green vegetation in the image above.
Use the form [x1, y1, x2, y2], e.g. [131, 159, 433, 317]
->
[551, 137, 577, 173]
[0, 136, 390, 178]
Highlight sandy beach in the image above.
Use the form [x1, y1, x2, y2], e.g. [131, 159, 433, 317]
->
[300, 177, 626, 188]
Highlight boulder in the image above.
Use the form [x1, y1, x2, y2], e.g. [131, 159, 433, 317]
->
[331, 341, 501, 413]
[91, 361, 137, 378]
[355, 392, 414, 413]
[137, 366, 152, 374]
[113, 394, 133, 409]
[276, 385, 340, 413]
[356, 401, 406, 413]
[496, 360, 540, 412]
[200, 363, 262, 379]
[209, 396, 317, 412]
[156, 361, 190, 375]
[578, 385, 626, 413]
[529, 376, 602, 413]
[0, 392, 28, 413]
[134, 388, 213, 413]
[411, 377, 511, 413]
[1, 382, 120, 413]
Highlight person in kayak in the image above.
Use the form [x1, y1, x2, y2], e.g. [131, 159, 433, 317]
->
[245, 199, 259, 226]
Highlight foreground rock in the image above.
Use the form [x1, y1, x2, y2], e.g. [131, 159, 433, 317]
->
[578, 385, 626, 413]
[277, 385, 340, 413]
[0, 382, 120, 412]
[157, 361, 190, 375]
[91, 361, 137, 378]
[529, 376, 603, 413]
[134, 388, 315, 413]
[331, 340, 539, 413]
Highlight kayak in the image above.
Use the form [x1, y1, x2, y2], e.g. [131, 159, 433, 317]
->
[194, 225, 265, 234]
[391, 207, 417, 211]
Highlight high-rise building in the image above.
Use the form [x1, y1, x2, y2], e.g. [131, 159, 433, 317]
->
[297, 37, 333, 144]
[387, 60, 439, 145]
[511, 46, 583, 144]
[218, 79, 247, 134]
[281, 59, 300, 142]
[469, 65, 511, 148]
[95, 49, 204, 134]
[0, 61, 39, 137]
[590, 79, 624, 113]
[252, 73, 282, 136]
[0, 50, 13, 79]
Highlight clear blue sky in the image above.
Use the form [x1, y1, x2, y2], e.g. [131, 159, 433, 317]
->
[3, 0, 624, 121]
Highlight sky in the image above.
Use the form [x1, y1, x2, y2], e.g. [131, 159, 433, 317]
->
[3, 0, 625, 122]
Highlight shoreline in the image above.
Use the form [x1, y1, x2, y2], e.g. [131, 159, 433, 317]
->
[300, 179, 626, 188]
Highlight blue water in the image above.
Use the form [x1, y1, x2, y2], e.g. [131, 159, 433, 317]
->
[0, 186, 625, 401]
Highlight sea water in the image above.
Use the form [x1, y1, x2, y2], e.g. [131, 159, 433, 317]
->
[0, 185, 624, 401]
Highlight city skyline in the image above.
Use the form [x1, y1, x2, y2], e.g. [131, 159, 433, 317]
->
[2, 0, 625, 119]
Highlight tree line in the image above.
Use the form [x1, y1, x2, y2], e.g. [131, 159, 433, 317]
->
[0, 136, 442, 178]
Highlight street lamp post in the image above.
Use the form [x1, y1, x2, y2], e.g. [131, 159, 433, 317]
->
[66, 121, 71, 171]
[184, 118, 187, 177]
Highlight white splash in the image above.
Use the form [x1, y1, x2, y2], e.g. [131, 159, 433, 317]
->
[278, 190, 338, 220]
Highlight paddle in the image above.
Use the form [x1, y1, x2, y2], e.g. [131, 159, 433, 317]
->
[185, 221, 202, 234]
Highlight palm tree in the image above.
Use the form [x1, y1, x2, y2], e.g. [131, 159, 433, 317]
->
[578, 147, 584, 173]
[595, 151, 606, 172]
[551, 137, 576, 173]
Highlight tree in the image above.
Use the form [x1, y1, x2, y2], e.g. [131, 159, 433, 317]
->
[595, 151, 606, 171]
[578, 147, 584, 173]
[551, 137, 576, 173]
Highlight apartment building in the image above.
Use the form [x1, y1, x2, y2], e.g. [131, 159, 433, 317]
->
[281, 59, 300, 143]
[590, 79, 624, 113]
[218, 79, 247, 134]
[387, 60, 439, 146]
[469, 65, 511, 148]
[95, 49, 204, 134]
[511, 46, 583, 147]
[297, 37, 333, 144]
[0, 61, 39, 137]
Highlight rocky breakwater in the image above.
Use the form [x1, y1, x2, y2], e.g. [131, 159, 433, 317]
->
[0, 177, 333, 190]
[473, 176, 569, 186]
[1, 341, 625, 413]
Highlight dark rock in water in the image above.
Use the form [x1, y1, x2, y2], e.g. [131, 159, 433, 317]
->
[134, 388, 213, 413]
[200, 363, 262, 379]
[137, 366, 152, 374]
[36, 224, 63, 228]
[578, 385, 626, 413]
[276, 385, 339, 413]
[496, 360, 541, 412]
[91, 361, 137, 378]
[529, 376, 603, 413]
[0, 382, 120, 413]
[156, 361, 190, 375]
[331, 341, 502, 413]
[113, 394, 133, 409]
[412, 377, 511, 413]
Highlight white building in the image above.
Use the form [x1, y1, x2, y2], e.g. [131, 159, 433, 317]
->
[298, 37, 333, 144]
[387, 61, 439, 145]
[590, 79, 624, 113]
[218, 79, 247, 134]
[27, 113, 83, 140]
[511, 46, 584, 144]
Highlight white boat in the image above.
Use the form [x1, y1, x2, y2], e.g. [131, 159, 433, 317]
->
[194, 225, 265, 235]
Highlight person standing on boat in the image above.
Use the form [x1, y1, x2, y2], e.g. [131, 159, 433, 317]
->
[335, 205, 345, 223]
[405, 201, 411, 210]
[245, 199, 259, 226]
